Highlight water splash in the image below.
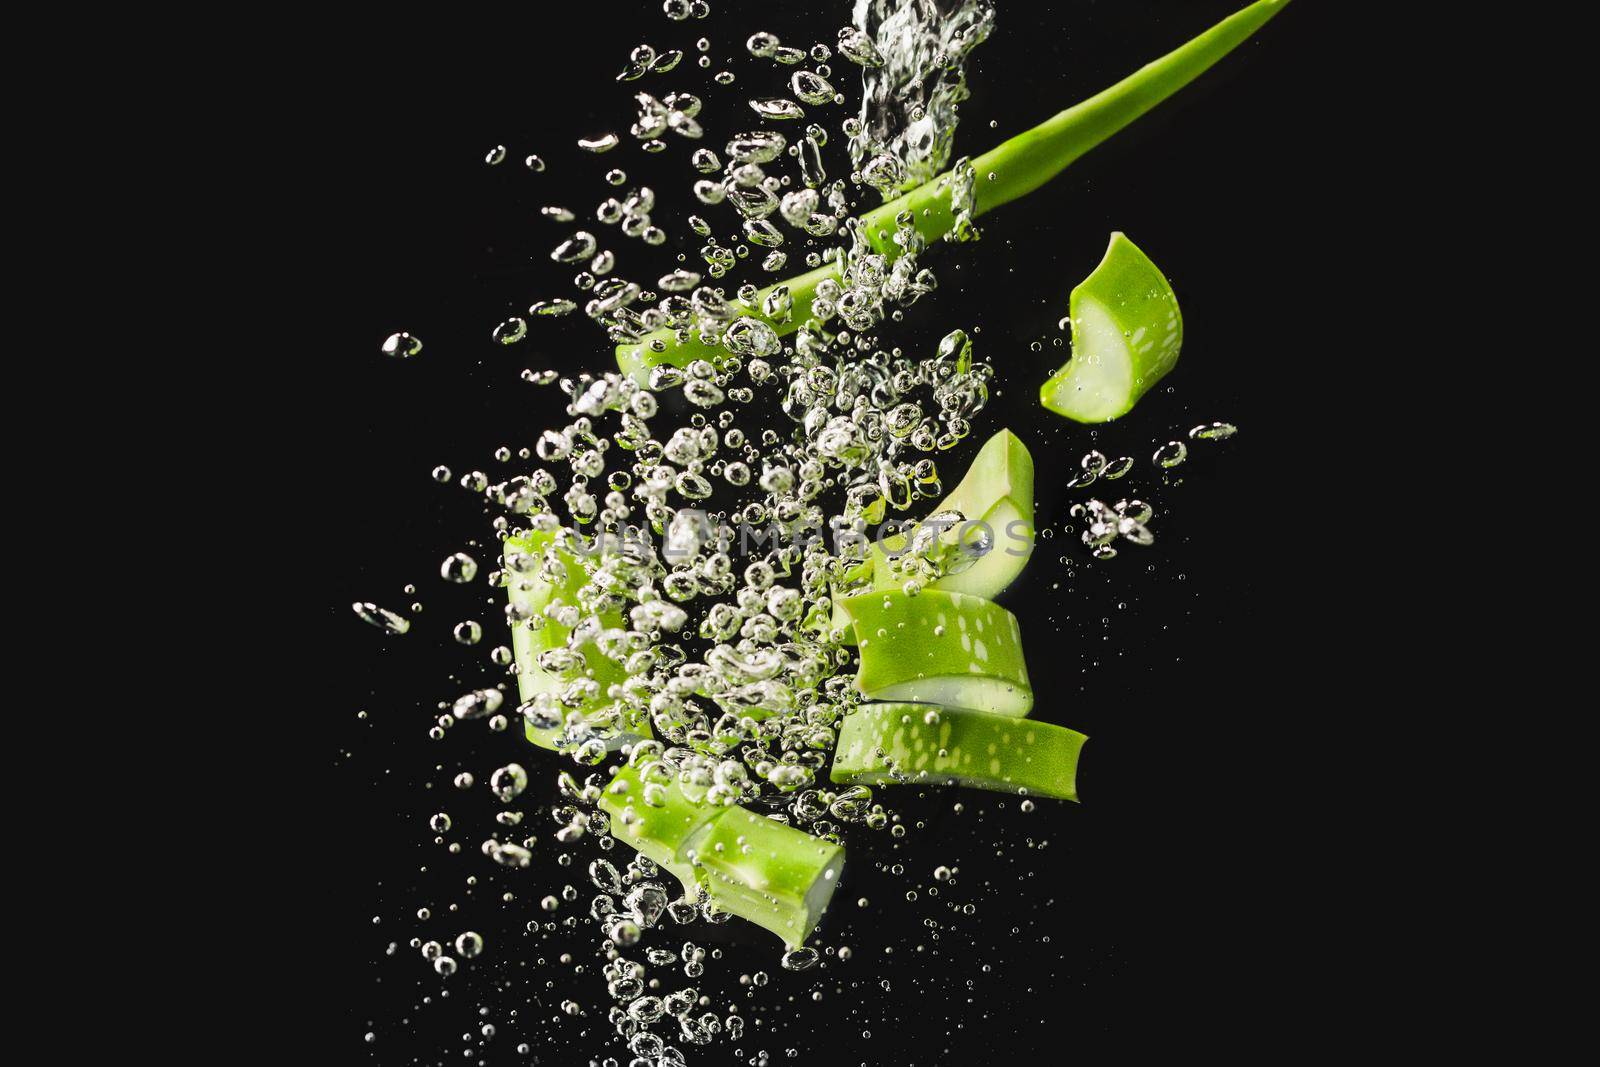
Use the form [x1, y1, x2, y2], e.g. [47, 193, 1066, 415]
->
[847, 0, 996, 193]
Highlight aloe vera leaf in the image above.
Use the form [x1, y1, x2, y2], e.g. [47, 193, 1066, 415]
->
[830, 428, 1035, 641]
[616, 0, 1289, 380]
[599, 765, 846, 944]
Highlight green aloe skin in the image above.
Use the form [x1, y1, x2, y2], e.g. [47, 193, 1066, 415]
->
[599, 764, 845, 946]
[831, 428, 1035, 642]
[841, 588, 1033, 716]
[598, 764, 722, 895]
[831, 703, 1087, 803]
[506, 531, 649, 751]
[617, 0, 1290, 381]
[688, 806, 845, 948]
[1041, 232, 1183, 422]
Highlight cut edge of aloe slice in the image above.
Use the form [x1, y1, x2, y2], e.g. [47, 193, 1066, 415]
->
[830, 702, 1086, 802]
[1041, 232, 1183, 423]
[874, 429, 1035, 600]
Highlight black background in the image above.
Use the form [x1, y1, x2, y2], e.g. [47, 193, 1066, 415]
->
[295, 2, 1337, 1061]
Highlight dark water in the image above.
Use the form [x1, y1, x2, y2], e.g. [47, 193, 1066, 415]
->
[300, 2, 1330, 1061]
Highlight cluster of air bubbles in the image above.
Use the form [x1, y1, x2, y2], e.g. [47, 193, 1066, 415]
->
[353, 5, 1235, 1063]
[618, 42, 687, 82]
[848, 1, 996, 190]
[662, 0, 712, 21]
[1066, 449, 1134, 490]
[1071, 498, 1155, 559]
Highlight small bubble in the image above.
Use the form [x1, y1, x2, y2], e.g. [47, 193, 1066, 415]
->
[493, 317, 528, 345]
[439, 552, 478, 583]
[1154, 441, 1188, 468]
[380, 332, 422, 359]
[1189, 421, 1238, 441]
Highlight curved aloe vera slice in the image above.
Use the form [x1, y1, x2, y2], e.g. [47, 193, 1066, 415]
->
[617, 0, 1288, 380]
[830, 429, 1035, 641]
[831, 703, 1086, 802]
[506, 532, 647, 751]
[686, 807, 845, 947]
[1041, 233, 1182, 423]
[875, 428, 1034, 597]
[841, 589, 1032, 716]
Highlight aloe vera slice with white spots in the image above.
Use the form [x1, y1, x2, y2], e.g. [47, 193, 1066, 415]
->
[831, 703, 1087, 802]
[685, 807, 845, 947]
[840, 589, 1033, 716]
[1041, 232, 1183, 423]
[831, 429, 1035, 640]
[506, 531, 648, 751]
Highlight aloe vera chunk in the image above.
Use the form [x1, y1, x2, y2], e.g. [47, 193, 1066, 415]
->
[1041, 232, 1183, 422]
[599, 765, 846, 944]
[505, 531, 648, 751]
[597, 764, 721, 895]
[686, 807, 845, 947]
[831, 429, 1035, 641]
[831, 703, 1086, 802]
[841, 589, 1032, 716]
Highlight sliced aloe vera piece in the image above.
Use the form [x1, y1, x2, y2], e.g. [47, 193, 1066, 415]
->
[831, 703, 1086, 802]
[686, 807, 845, 947]
[841, 589, 1032, 716]
[599, 766, 846, 942]
[1041, 232, 1183, 423]
[830, 429, 1035, 642]
[597, 764, 720, 896]
[875, 429, 1034, 597]
[506, 531, 648, 751]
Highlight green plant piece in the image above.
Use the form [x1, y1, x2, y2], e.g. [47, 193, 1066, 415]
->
[841, 589, 1032, 715]
[598, 764, 719, 895]
[830, 429, 1035, 641]
[831, 703, 1087, 802]
[506, 531, 648, 751]
[599, 764, 846, 944]
[687, 807, 845, 947]
[1041, 232, 1182, 422]
[616, 0, 1289, 380]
